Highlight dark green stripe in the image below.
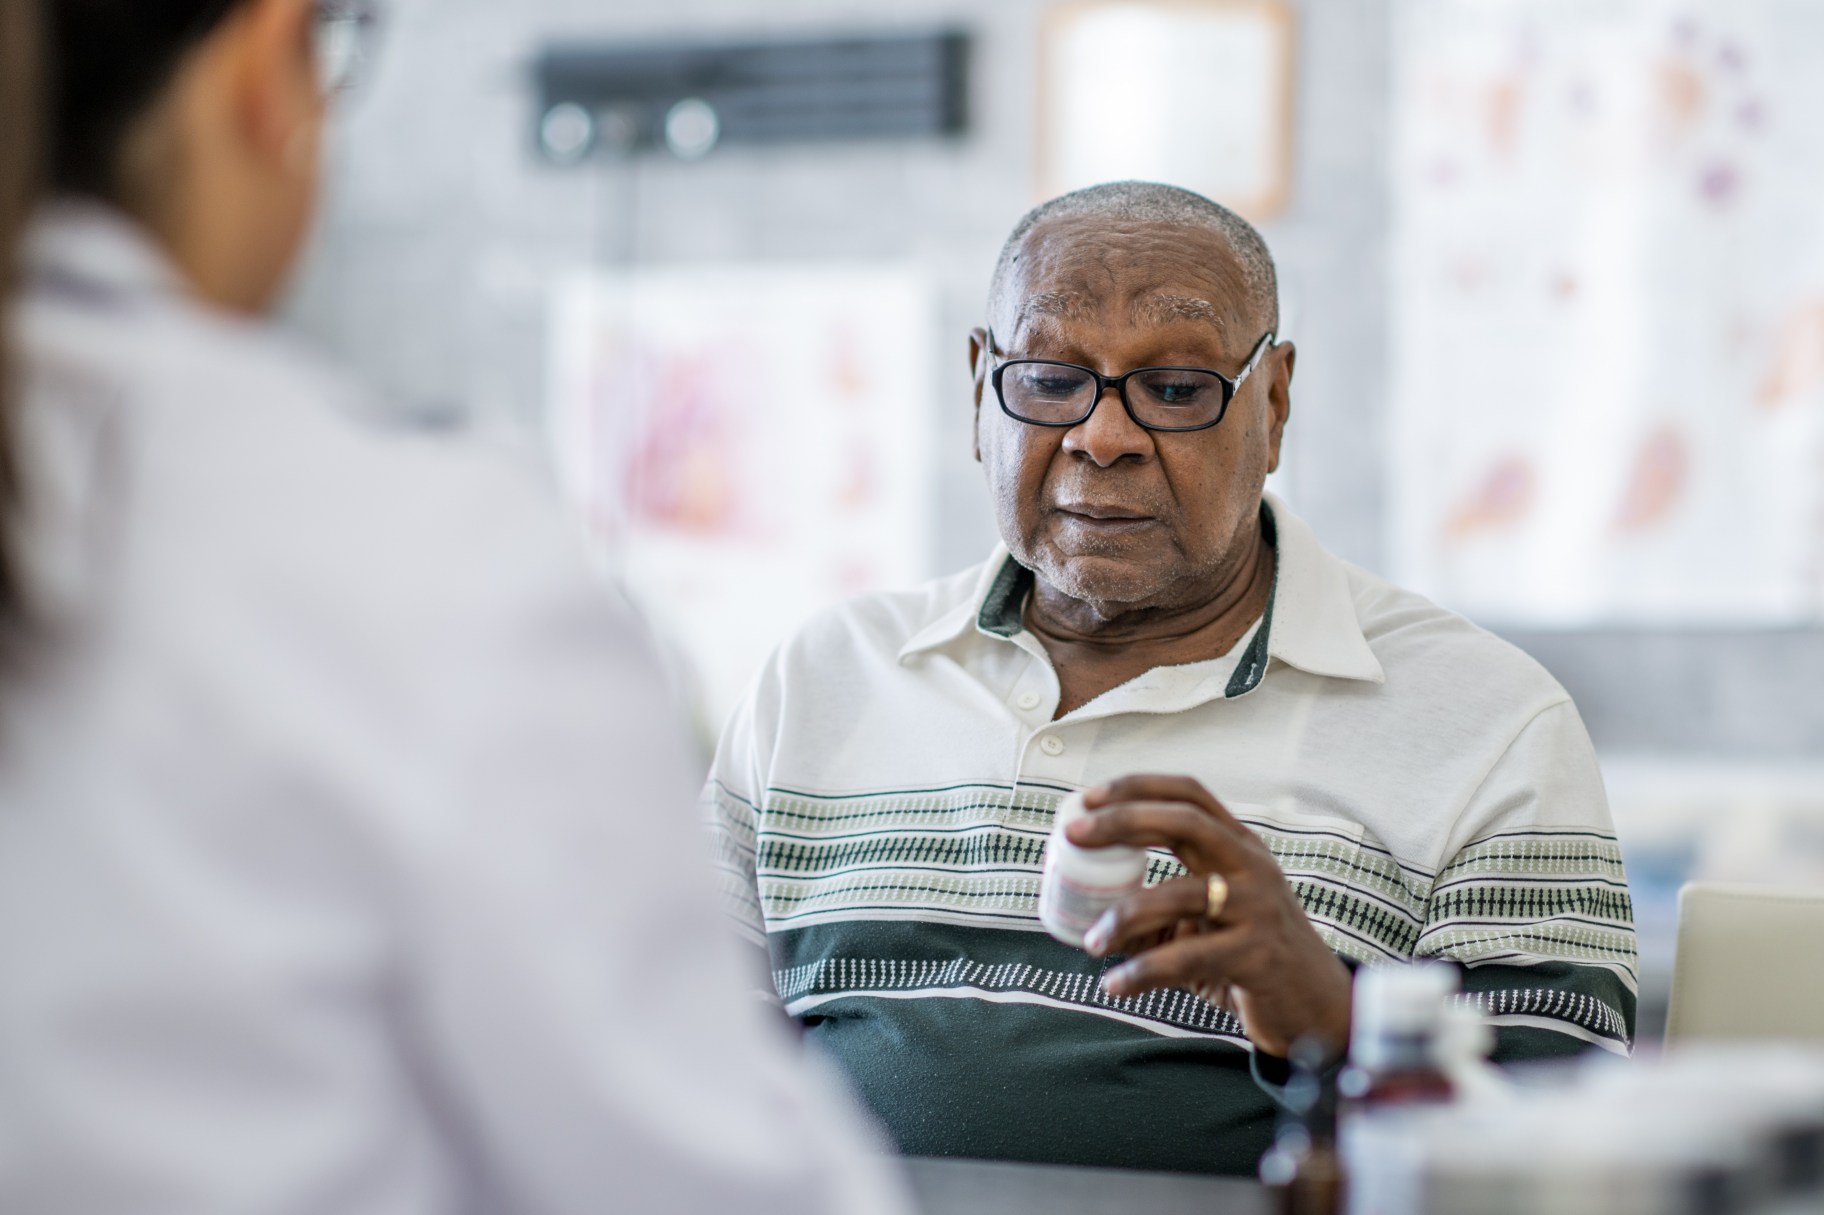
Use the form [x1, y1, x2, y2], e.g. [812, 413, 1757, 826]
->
[1458, 960, 1636, 1048]
[976, 558, 1033, 637]
[760, 834, 1049, 872]
[770, 779, 1074, 801]
[1225, 502, 1280, 698]
[1428, 884, 1635, 926]
[803, 992, 1274, 1175]
[772, 920, 1234, 1032]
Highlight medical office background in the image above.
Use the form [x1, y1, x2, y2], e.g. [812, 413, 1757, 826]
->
[282, 0, 1824, 1040]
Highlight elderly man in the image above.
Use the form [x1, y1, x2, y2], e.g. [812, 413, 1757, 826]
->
[706, 182, 1636, 1175]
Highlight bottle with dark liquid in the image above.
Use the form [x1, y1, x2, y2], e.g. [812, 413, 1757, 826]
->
[1337, 963, 1459, 1215]
[1338, 963, 1457, 1109]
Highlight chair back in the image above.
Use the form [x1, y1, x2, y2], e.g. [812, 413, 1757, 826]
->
[1667, 881, 1824, 1043]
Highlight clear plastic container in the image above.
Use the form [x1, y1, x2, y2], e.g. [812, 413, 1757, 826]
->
[1037, 790, 1146, 948]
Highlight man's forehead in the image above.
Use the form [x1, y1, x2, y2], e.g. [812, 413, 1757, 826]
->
[1001, 218, 1254, 336]
[1011, 289, 1235, 335]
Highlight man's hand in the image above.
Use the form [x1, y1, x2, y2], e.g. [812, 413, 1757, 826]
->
[1069, 774, 1353, 1060]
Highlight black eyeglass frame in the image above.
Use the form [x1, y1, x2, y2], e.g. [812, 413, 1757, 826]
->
[985, 329, 1277, 433]
[176, 1, 378, 97]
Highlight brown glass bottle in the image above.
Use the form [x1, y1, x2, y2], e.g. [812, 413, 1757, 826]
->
[1260, 1038, 1344, 1215]
[1338, 965, 1458, 1112]
[1336, 1031, 1455, 1109]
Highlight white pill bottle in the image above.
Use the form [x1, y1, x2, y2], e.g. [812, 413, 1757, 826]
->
[1037, 790, 1148, 948]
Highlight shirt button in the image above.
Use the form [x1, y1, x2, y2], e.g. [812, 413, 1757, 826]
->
[1016, 692, 1041, 711]
[1039, 735, 1065, 756]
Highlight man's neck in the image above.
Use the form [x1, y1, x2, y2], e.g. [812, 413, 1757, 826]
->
[1023, 523, 1276, 718]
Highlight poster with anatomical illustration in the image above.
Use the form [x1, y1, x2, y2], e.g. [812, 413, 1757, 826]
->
[1391, 0, 1824, 625]
[548, 265, 936, 730]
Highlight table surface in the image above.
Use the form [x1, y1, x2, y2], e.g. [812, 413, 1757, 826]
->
[903, 1156, 1266, 1215]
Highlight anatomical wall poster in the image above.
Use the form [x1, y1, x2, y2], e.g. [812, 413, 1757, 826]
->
[1391, 0, 1824, 625]
[549, 264, 938, 730]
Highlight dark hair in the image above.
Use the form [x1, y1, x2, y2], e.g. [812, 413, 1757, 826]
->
[47, 0, 245, 199]
[0, 0, 250, 641]
[1, 0, 44, 643]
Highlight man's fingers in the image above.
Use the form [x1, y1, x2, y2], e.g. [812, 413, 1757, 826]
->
[1064, 800, 1247, 872]
[1086, 774, 1249, 835]
[1099, 931, 1242, 999]
[1079, 775, 1256, 857]
[1082, 876, 1212, 958]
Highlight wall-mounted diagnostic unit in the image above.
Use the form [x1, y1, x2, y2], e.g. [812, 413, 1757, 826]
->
[533, 30, 970, 164]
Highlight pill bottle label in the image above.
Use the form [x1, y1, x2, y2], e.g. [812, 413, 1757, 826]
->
[1039, 865, 1142, 947]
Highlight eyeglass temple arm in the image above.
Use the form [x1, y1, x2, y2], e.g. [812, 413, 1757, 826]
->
[1233, 332, 1278, 389]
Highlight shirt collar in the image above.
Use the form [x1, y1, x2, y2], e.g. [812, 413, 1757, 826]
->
[896, 555, 1008, 661]
[898, 493, 1384, 689]
[23, 200, 188, 305]
[1263, 492, 1385, 685]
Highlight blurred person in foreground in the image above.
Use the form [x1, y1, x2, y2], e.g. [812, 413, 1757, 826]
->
[0, 0, 35, 607]
[706, 182, 1638, 1175]
[0, 1, 909, 1211]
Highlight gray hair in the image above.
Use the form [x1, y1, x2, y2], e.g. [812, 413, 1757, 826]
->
[988, 181, 1279, 334]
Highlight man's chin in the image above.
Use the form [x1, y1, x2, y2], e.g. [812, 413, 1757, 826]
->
[1031, 551, 1176, 612]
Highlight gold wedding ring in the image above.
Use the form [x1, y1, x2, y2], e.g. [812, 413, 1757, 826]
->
[1205, 873, 1230, 921]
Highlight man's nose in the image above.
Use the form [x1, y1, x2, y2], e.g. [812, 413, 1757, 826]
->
[1060, 384, 1154, 467]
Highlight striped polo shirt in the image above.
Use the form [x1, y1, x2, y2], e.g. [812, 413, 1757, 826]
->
[704, 494, 1636, 1176]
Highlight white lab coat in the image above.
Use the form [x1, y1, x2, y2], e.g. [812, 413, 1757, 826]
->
[0, 205, 911, 1215]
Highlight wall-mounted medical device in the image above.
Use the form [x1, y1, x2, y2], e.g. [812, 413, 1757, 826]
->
[532, 30, 970, 164]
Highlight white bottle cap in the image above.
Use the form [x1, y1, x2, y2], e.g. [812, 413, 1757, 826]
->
[1351, 961, 1459, 1071]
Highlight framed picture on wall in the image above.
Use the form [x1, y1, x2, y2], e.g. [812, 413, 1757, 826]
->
[1036, 0, 1297, 220]
[547, 264, 939, 734]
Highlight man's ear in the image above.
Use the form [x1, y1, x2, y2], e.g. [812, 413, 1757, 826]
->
[968, 327, 989, 464]
[226, 0, 321, 175]
[1264, 341, 1296, 475]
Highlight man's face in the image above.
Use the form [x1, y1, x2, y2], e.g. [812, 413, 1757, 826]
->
[970, 215, 1295, 616]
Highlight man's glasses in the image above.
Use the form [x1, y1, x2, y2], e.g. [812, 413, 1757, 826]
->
[986, 330, 1276, 433]
[314, 0, 380, 96]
